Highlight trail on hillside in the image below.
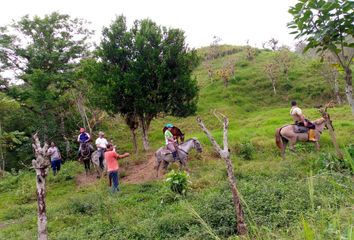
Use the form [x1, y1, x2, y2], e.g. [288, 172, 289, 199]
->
[123, 153, 163, 184]
[75, 153, 162, 187]
[75, 171, 100, 187]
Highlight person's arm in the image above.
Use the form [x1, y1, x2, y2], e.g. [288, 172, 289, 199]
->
[77, 135, 80, 142]
[117, 153, 130, 159]
[85, 133, 91, 142]
[57, 147, 62, 159]
[47, 149, 53, 156]
[95, 139, 100, 148]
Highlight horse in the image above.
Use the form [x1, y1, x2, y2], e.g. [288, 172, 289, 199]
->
[79, 142, 93, 175]
[91, 150, 106, 178]
[155, 138, 203, 177]
[275, 117, 329, 159]
[162, 126, 185, 144]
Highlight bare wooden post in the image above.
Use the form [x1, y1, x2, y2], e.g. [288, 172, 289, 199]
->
[32, 133, 50, 240]
[319, 108, 344, 159]
[196, 114, 247, 235]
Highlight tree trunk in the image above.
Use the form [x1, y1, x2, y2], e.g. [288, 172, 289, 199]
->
[0, 121, 4, 175]
[35, 167, 48, 240]
[197, 115, 247, 235]
[139, 115, 152, 151]
[333, 77, 342, 104]
[32, 133, 50, 240]
[59, 112, 70, 158]
[76, 94, 92, 134]
[130, 128, 138, 153]
[344, 67, 354, 115]
[272, 79, 277, 96]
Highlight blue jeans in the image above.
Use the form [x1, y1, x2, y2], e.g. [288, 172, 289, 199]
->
[109, 171, 119, 192]
[51, 159, 61, 175]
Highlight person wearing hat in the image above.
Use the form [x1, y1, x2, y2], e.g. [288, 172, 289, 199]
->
[290, 101, 316, 141]
[96, 131, 109, 170]
[77, 128, 92, 155]
[164, 124, 178, 161]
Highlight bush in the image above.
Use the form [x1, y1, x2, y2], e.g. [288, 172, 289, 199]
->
[238, 142, 255, 160]
[317, 152, 352, 173]
[165, 170, 191, 195]
[68, 197, 97, 215]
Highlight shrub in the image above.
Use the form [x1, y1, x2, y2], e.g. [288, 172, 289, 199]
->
[165, 170, 191, 195]
[238, 142, 255, 160]
[68, 197, 97, 215]
[317, 152, 352, 173]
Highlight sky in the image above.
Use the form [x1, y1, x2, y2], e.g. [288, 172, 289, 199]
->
[0, 0, 298, 48]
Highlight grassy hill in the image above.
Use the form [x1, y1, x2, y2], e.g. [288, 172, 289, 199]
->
[0, 46, 353, 240]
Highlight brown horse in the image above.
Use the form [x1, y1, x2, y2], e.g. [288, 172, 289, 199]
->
[275, 117, 328, 159]
[162, 126, 185, 143]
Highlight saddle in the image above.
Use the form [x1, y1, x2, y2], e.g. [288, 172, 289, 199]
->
[161, 147, 173, 155]
[293, 125, 309, 133]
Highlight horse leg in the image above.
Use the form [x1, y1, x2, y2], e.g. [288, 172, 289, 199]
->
[281, 140, 288, 160]
[288, 137, 296, 152]
[314, 141, 320, 151]
[162, 160, 169, 175]
[155, 160, 161, 177]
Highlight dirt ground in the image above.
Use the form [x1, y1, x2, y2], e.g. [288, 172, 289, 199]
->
[75, 153, 163, 187]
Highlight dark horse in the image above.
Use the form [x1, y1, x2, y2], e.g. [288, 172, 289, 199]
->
[79, 142, 93, 175]
[162, 126, 185, 144]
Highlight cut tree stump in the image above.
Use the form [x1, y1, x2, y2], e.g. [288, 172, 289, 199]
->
[196, 112, 247, 235]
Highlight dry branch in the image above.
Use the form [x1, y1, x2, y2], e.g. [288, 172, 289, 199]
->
[196, 115, 247, 235]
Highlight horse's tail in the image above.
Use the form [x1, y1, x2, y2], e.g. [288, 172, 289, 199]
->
[275, 128, 283, 149]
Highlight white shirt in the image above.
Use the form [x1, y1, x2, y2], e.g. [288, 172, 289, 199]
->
[95, 137, 108, 150]
[47, 147, 61, 161]
[290, 106, 303, 122]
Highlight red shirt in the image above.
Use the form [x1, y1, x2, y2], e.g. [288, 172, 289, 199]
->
[105, 150, 119, 172]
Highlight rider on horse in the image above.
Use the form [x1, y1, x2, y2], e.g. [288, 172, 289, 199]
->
[290, 101, 316, 141]
[95, 131, 109, 170]
[164, 124, 178, 161]
[77, 128, 93, 156]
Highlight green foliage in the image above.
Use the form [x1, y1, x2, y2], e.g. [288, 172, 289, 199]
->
[80, 15, 199, 149]
[237, 141, 255, 160]
[165, 170, 191, 195]
[317, 152, 353, 173]
[288, 0, 354, 54]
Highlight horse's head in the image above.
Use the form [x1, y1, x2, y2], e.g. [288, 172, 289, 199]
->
[192, 138, 203, 153]
[313, 117, 329, 133]
[180, 134, 185, 143]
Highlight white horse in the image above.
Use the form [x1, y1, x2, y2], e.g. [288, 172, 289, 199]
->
[155, 138, 203, 177]
[91, 150, 106, 178]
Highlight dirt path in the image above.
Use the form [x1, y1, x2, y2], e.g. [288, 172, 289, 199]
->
[75, 170, 100, 188]
[123, 153, 162, 184]
[75, 153, 162, 187]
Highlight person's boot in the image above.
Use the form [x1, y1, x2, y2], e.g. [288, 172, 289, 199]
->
[308, 129, 316, 142]
[172, 152, 178, 161]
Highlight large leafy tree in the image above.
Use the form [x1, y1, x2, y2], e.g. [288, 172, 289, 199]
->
[288, 0, 354, 114]
[0, 12, 93, 142]
[83, 16, 199, 151]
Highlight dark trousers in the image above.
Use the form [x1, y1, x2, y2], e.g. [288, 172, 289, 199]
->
[109, 171, 119, 192]
[51, 159, 61, 176]
[296, 119, 315, 129]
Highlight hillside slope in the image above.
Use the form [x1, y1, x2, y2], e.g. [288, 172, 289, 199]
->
[0, 46, 353, 240]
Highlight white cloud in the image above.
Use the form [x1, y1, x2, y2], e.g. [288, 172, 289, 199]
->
[0, 0, 298, 48]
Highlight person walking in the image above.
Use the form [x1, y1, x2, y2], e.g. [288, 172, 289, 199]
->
[47, 142, 62, 176]
[104, 144, 129, 192]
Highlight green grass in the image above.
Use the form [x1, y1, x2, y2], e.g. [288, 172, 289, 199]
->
[0, 45, 353, 239]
